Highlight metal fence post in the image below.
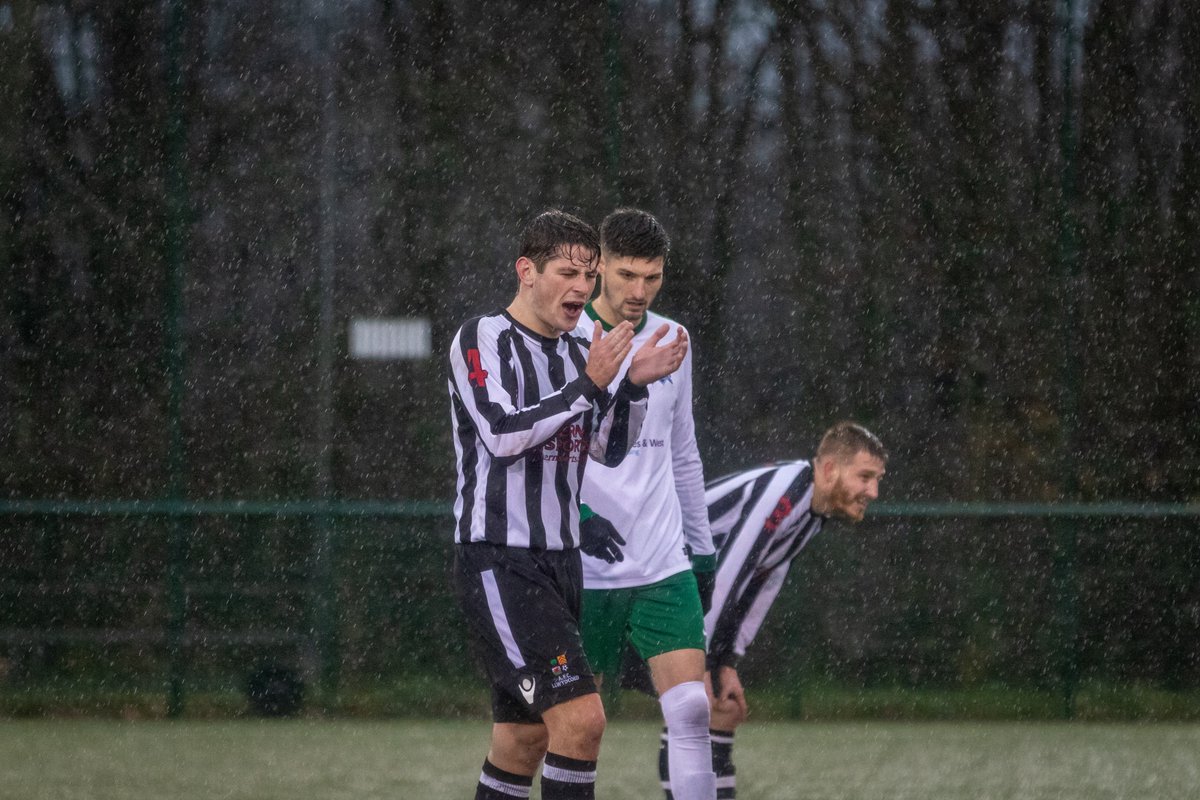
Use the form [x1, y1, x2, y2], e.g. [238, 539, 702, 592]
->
[314, 512, 340, 709]
[1054, 0, 1082, 722]
[1052, 519, 1080, 718]
[311, 0, 341, 710]
[164, 0, 189, 719]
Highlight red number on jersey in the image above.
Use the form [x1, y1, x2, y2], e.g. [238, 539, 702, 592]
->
[466, 348, 489, 388]
[763, 496, 793, 532]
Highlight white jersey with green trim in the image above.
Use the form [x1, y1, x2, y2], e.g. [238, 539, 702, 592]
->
[579, 307, 714, 589]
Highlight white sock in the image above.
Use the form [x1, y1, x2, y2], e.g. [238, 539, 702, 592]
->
[659, 680, 716, 800]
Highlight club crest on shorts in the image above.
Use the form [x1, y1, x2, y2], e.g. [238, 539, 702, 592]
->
[549, 653, 580, 690]
[518, 675, 537, 706]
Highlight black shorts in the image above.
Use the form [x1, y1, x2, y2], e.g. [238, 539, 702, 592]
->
[454, 542, 598, 723]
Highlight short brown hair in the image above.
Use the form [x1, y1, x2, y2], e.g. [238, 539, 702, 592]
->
[815, 421, 888, 464]
[600, 208, 670, 261]
[518, 209, 600, 271]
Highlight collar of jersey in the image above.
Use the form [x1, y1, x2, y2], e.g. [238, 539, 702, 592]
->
[584, 301, 648, 334]
[502, 310, 562, 346]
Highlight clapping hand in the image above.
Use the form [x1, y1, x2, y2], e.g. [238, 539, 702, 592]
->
[585, 320, 635, 390]
[627, 324, 687, 387]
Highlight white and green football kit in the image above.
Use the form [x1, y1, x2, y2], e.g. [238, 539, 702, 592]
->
[579, 302, 719, 800]
[579, 304, 715, 667]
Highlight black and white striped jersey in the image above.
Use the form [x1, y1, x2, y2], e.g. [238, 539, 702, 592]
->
[449, 310, 648, 550]
[704, 460, 826, 669]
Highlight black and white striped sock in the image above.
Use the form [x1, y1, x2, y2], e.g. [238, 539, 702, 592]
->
[475, 759, 533, 800]
[658, 726, 674, 799]
[711, 729, 737, 799]
[541, 752, 597, 799]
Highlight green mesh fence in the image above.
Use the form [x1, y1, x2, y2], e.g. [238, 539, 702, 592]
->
[1, 502, 1197, 717]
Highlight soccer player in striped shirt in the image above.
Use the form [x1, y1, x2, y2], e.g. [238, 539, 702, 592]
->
[659, 421, 887, 799]
[449, 209, 688, 800]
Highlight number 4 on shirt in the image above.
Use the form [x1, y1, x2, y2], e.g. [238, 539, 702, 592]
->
[467, 348, 489, 388]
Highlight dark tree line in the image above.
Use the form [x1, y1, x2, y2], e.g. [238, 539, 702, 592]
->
[3, 0, 1196, 504]
[1, 1, 1198, 692]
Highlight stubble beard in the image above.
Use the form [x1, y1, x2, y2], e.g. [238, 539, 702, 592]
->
[830, 479, 868, 522]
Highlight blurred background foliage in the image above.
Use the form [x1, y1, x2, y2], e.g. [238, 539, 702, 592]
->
[1, 0, 1197, 712]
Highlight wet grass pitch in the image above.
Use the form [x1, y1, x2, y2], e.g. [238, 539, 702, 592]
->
[1, 718, 1197, 799]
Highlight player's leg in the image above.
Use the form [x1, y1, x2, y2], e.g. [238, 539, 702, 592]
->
[454, 543, 602, 800]
[648, 647, 706, 694]
[454, 544, 544, 798]
[651, 648, 712, 800]
[539, 692, 606, 799]
[708, 728, 737, 800]
[706, 669, 749, 799]
[538, 547, 606, 799]
[478, 722, 546, 799]
[488, 722, 549, 774]
[630, 570, 715, 800]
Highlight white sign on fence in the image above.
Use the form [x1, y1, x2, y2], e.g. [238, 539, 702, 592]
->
[349, 317, 431, 360]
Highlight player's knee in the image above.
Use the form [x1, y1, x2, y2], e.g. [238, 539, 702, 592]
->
[573, 700, 607, 746]
[544, 695, 606, 758]
[660, 680, 710, 734]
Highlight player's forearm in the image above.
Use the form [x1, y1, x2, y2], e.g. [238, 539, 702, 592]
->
[684, 527, 716, 560]
[674, 455, 714, 556]
[706, 647, 741, 674]
[465, 375, 601, 459]
[587, 378, 648, 466]
[706, 610, 744, 673]
[671, 352, 712, 549]
[451, 323, 604, 458]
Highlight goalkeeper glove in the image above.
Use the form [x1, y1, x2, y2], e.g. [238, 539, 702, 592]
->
[580, 510, 626, 564]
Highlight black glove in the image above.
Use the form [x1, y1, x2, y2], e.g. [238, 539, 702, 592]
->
[695, 567, 715, 615]
[580, 514, 626, 564]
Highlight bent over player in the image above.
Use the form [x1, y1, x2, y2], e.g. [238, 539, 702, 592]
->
[658, 421, 887, 799]
[577, 209, 717, 800]
[449, 209, 688, 800]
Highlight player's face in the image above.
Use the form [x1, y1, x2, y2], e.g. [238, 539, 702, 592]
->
[827, 451, 886, 522]
[521, 245, 599, 336]
[597, 254, 664, 324]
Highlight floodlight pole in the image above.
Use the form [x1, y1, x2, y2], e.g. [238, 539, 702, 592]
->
[603, 10, 629, 709]
[1054, 0, 1082, 721]
[312, 0, 341, 708]
[163, 0, 189, 719]
[605, 0, 623, 202]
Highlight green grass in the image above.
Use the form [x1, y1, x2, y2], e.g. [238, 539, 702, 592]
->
[1, 719, 1198, 799]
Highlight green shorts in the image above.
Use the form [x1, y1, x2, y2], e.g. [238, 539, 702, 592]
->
[581, 569, 706, 677]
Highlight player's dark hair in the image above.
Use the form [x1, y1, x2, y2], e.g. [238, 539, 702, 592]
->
[600, 208, 670, 262]
[518, 209, 600, 272]
[816, 421, 888, 464]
